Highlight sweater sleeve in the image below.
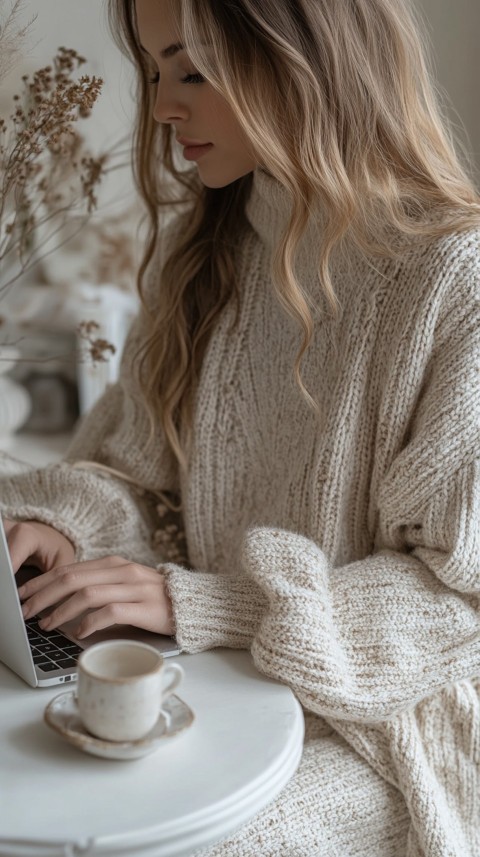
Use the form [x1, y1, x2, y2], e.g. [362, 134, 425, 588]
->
[165, 460, 479, 720]
[164, 245, 480, 721]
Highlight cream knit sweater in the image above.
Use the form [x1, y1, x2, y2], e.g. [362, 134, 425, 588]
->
[1, 169, 479, 857]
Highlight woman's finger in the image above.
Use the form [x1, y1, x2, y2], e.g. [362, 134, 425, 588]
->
[76, 596, 168, 639]
[6, 521, 44, 573]
[18, 554, 129, 600]
[20, 565, 87, 619]
[38, 582, 150, 631]
[6, 520, 75, 575]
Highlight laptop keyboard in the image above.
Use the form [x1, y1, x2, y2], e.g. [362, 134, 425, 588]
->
[25, 617, 83, 673]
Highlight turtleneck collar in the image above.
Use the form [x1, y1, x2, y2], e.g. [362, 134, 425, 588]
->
[245, 167, 327, 254]
[244, 168, 330, 298]
[245, 168, 294, 252]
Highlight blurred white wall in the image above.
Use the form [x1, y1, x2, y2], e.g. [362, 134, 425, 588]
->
[417, 0, 480, 182]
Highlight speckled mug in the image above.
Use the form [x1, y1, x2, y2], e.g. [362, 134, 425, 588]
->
[77, 640, 184, 742]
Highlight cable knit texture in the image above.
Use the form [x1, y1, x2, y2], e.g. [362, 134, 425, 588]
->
[0, 168, 479, 856]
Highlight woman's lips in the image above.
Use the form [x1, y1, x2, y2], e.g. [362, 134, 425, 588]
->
[182, 142, 214, 161]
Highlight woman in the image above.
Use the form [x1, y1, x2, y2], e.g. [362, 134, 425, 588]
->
[2, 0, 479, 854]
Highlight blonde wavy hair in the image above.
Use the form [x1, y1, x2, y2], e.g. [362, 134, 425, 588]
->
[109, 0, 480, 470]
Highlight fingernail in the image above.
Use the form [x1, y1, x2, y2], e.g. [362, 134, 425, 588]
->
[21, 604, 30, 619]
[17, 585, 25, 598]
[39, 618, 49, 629]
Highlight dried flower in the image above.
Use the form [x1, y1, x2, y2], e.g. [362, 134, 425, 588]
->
[77, 320, 116, 365]
[0, 46, 106, 293]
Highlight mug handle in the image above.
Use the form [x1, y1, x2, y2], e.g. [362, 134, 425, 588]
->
[161, 662, 184, 707]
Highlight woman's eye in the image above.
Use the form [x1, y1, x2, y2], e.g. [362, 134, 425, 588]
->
[181, 73, 204, 84]
[147, 71, 204, 86]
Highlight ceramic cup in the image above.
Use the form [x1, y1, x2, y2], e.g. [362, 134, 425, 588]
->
[77, 640, 184, 742]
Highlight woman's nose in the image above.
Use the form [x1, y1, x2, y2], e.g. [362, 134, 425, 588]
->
[153, 83, 189, 125]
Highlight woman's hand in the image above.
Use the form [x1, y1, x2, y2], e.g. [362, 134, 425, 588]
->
[5, 518, 76, 574]
[17, 555, 175, 639]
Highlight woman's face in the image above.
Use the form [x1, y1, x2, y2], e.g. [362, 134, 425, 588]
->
[135, 0, 258, 187]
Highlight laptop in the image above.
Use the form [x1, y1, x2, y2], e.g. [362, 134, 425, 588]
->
[0, 515, 181, 688]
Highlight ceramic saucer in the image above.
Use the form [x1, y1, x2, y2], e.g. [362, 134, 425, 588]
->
[44, 692, 194, 761]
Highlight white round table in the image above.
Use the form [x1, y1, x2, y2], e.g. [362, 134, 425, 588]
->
[0, 649, 304, 857]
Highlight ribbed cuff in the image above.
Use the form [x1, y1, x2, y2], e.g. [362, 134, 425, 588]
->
[161, 565, 268, 653]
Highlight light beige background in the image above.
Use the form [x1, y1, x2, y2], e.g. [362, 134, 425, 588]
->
[417, 0, 480, 181]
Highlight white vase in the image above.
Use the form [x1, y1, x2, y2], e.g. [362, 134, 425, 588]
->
[0, 347, 32, 448]
[73, 282, 137, 414]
